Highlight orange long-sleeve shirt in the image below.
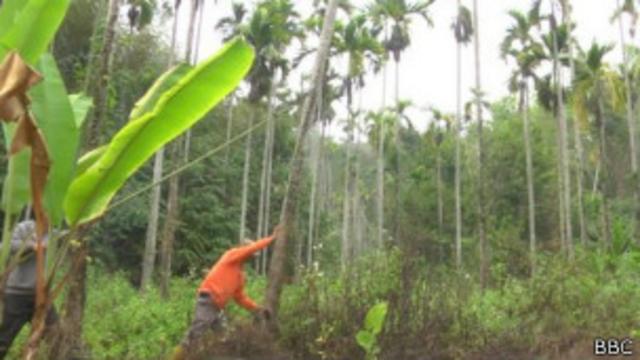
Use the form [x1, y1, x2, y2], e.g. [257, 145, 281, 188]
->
[198, 236, 275, 311]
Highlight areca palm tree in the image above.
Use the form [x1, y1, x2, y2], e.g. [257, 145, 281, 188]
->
[217, 0, 303, 245]
[572, 42, 623, 249]
[265, 0, 341, 321]
[536, 2, 574, 258]
[471, 0, 488, 288]
[428, 108, 446, 243]
[369, 0, 435, 243]
[143, 0, 183, 297]
[335, 13, 384, 265]
[559, 0, 588, 247]
[612, 0, 639, 238]
[502, 9, 545, 272]
[452, 2, 473, 269]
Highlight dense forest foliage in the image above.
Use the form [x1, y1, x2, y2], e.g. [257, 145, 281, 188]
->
[2, 0, 640, 359]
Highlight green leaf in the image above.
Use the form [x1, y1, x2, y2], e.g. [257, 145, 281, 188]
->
[0, 0, 71, 64]
[30, 53, 80, 226]
[364, 301, 388, 335]
[69, 93, 93, 129]
[130, 63, 192, 119]
[75, 146, 107, 178]
[1, 147, 30, 214]
[0, 0, 29, 38]
[63, 38, 255, 226]
[356, 330, 374, 352]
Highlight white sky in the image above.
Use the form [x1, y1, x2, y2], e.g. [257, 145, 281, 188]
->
[167, 0, 628, 135]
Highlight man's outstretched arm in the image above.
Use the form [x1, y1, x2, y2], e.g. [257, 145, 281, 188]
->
[225, 235, 275, 264]
[226, 225, 283, 263]
[234, 287, 258, 312]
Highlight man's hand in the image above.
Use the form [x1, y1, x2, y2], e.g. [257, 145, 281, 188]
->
[254, 306, 272, 321]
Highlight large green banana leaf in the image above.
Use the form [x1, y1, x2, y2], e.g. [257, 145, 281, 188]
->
[130, 63, 193, 119]
[0, 0, 29, 38]
[69, 94, 93, 129]
[0, 0, 71, 63]
[64, 38, 255, 226]
[30, 54, 81, 226]
[75, 146, 107, 179]
[0, 0, 71, 215]
[68, 65, 191, 204]
[1, 146, 30, 214]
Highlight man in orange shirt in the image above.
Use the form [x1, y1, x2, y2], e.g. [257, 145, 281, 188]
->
[174, 226, 281, 357]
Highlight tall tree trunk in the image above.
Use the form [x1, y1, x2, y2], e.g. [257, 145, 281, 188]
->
[597, 95, 612, 248]
[436, 145, 444, 259]
[158, 0, 199, 297]
[84, 0, 120, 150]
[257, 84, 276, 253]
[617, 0, 639, 240]
[393, 59, 401, 244]
[307, 91, 325, 268]
[454, 0, 463, 269]
[143, 0, 181, 295]
[224, 97, 234, 166]
[341, 85, 354, 267]
[522, 81, 537, 273]
[239, 110, 255, 243]
[472, 0, 488, 288]
[265, 0, 339, 322]
[551, 9, 573, 258]
[159, 137, 182, 294]
[260, 107, 276, 275]
[63, 0, 120, 353]
[562, 0, 587, 246]
[353, 159, 363, 257]
[377, 24, 389, 248]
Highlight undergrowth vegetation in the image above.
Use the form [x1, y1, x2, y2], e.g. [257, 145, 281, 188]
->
[9, 246, 636, 360]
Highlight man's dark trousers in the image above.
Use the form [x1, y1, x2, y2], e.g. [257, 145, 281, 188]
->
[0, 293, 58, 359]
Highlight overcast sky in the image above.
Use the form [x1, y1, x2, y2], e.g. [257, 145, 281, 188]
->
[168, 0, 627, 135]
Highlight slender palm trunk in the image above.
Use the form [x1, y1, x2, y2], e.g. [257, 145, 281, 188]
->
[224, 97, 234, 166]
[562, 1, 587, 246]
[239, 109, 255, 243]
[597, 95, 612, 248]
[260, 95, 276, 274]
[158, 0, 199, 296]
[84, 0, 120, 149]
[143, 0, 181, 295]
[341, 86, 354, 267]
[257, 84, 276, 272]
[551, 10, 573, 258]
[393, 59, 401, 243]
[265, 0, 339, 321]
[617, 0, 639, 239]
[593, 160, 601, 194]
[454, 5, 463, 269]
[436, 145, 443, 239]
[472, 0, 488, 288]
[353, 159, 362, 257]
[63, 0, 120, 351]
[307, 90, 325, 267]
[522, 81, 537, 273]
[377, 24, 388, 248]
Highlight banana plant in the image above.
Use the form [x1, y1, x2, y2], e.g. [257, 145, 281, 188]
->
[0, 0, 255, 356]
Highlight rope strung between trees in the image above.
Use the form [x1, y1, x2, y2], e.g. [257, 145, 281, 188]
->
[108, 118, 268, 212]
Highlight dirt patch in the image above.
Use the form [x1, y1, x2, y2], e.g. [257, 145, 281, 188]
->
[184, 323, 294, 360]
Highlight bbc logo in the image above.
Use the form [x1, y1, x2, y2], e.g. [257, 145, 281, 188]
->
[594, 338, 633, 356]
